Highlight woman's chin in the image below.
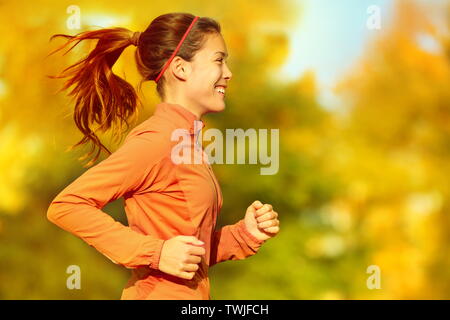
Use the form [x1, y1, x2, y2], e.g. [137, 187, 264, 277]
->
[208, 102, 226, 113]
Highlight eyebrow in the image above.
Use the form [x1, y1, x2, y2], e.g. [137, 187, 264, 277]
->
[214, 51, 229, 58]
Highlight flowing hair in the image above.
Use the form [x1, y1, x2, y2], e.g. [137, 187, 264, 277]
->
[47, 13, 220, 167]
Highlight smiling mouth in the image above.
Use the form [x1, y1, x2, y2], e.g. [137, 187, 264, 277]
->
[214, 86, 226, 97]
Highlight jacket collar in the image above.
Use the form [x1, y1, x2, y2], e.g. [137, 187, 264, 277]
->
[154, 102, 205, 135]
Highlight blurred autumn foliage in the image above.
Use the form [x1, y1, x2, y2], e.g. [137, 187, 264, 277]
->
[0, 0, 448, 299]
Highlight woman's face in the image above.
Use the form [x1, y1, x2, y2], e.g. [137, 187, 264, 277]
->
[186, 33, 232, 115]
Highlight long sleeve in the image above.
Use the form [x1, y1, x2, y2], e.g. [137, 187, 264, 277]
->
[209, 218, 265, 267]
[47, 135, 166, 270]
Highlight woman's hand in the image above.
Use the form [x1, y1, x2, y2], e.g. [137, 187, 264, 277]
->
[244, 200, 280, 242]
[158, 235, 205, 280]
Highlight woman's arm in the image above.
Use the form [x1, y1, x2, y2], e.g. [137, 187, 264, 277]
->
[209, 201, 280, 267]
[47, 135, 166, 270]
[209, 218, 265, 267]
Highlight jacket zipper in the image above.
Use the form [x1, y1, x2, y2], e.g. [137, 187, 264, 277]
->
[201, 148, 220, 226]
[195, 133, 220, 227]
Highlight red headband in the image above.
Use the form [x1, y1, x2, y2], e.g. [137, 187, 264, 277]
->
[155, 16, 199, 83]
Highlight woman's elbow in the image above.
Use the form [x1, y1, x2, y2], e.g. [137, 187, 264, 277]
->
[46, 201, 62, 224]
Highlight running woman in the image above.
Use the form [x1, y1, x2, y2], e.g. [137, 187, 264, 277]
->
[47, 12, 280, 300]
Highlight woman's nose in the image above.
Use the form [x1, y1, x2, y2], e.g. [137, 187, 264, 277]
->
[223, 63, 232, 80]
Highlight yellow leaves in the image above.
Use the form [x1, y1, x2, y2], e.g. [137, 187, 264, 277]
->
[373, 246, 428, 299]
[320, 200, 353, 233]
[319, 290, 345, 300]
[284, 127, 317, 154]
[0, 125, 42, 214]
[362, 205, 399, 242]
[404, 191, 443, 218]
[226, 33, 248, 55]
[253, 30, 290, 70]
[403, 191, 444, 254]
[305, 233, 346, 259]
[295, 70, 317, 97]
[0, 79, 7, 100]
[347, 180, 369, 205]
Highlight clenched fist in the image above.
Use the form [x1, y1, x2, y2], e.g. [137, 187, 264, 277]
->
[158, 235, 205, 280]
[244, 200, 280, 242]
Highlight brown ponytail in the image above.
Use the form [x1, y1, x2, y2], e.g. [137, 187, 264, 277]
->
[48, 13, 220, 168]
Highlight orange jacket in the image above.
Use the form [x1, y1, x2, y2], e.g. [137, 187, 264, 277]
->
[47, 102, 265, 300]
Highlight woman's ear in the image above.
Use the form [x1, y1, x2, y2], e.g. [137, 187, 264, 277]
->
[170, 56, 191, 81]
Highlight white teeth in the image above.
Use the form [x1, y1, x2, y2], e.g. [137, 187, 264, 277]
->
[215, 87, 225, 94]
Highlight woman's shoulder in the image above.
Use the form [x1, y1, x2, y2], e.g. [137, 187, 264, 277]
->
[125, 114, 180, 142]
[119, 115, 179, 161]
